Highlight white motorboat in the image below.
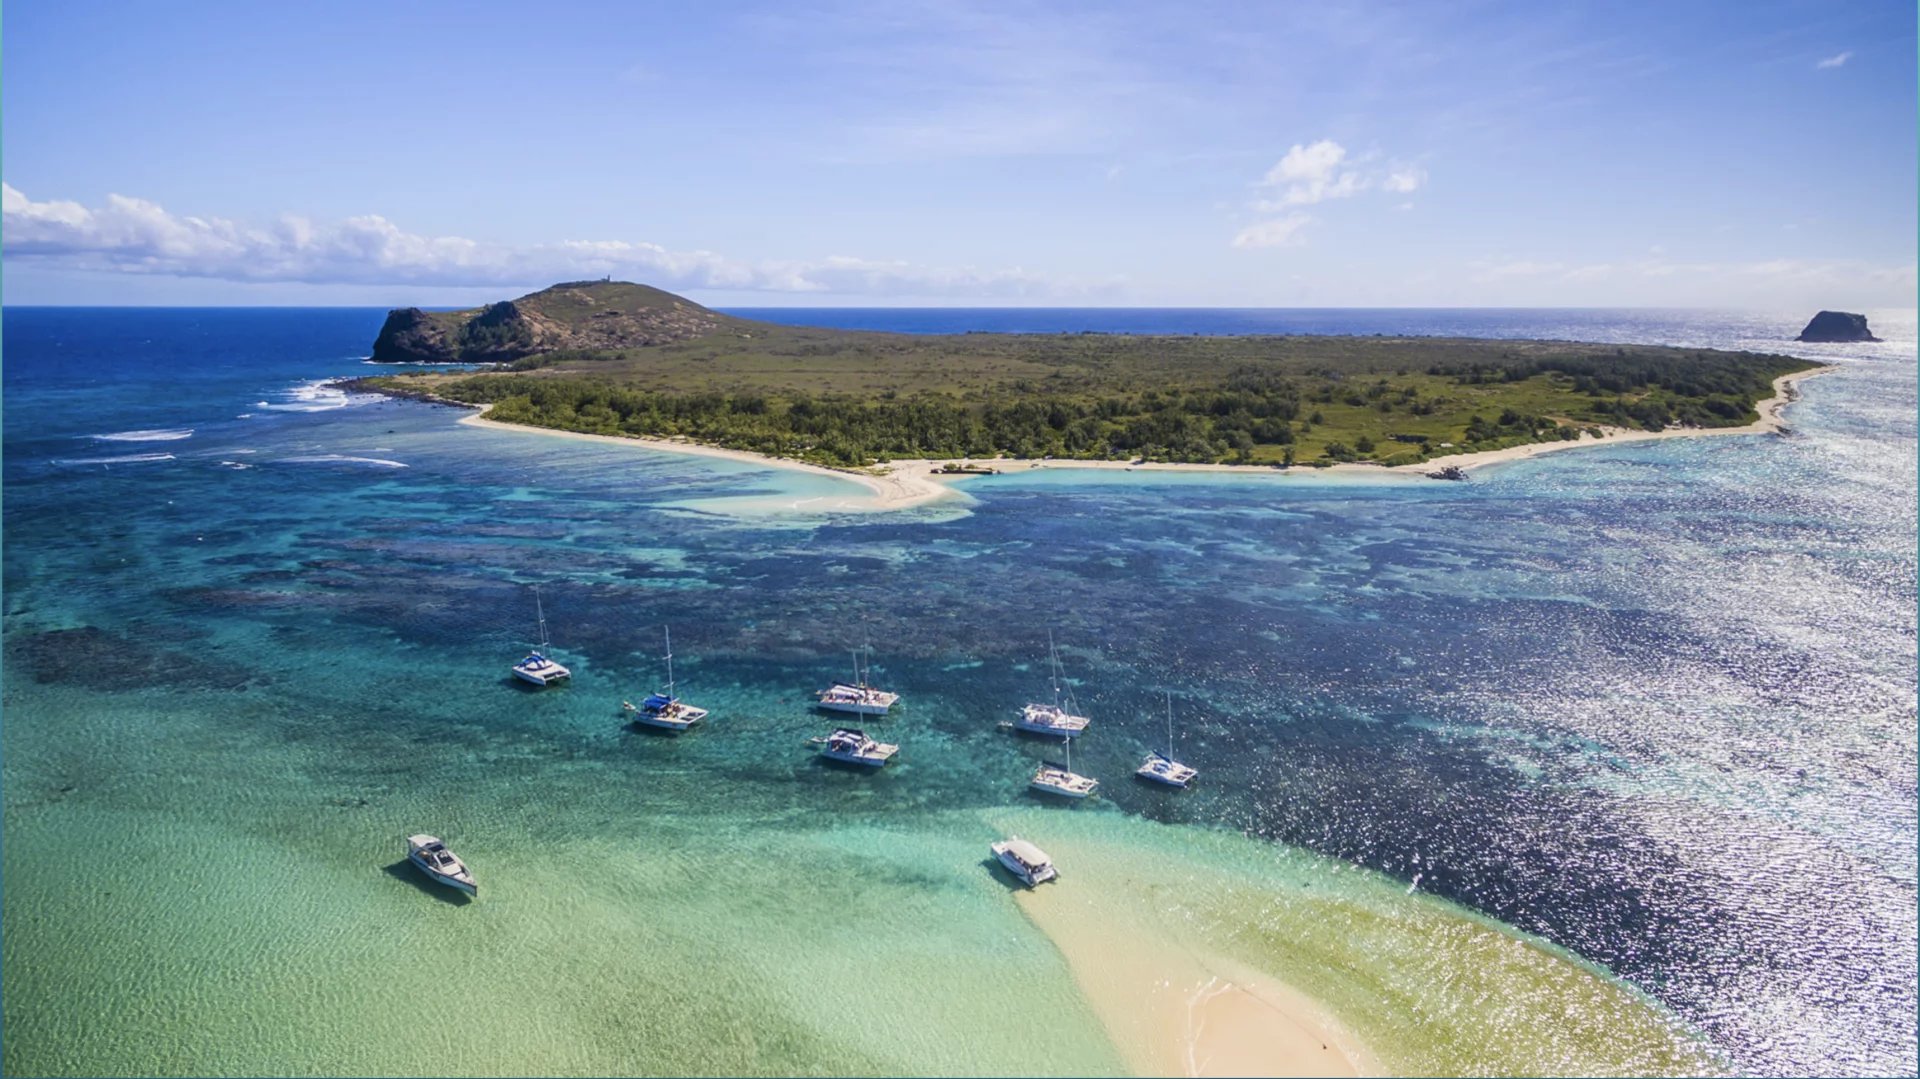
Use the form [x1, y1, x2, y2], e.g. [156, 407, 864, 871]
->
[816, 648, 899, 715]
[991, 837, 1058, 887]
[1136, 692, 1199, 788]
[1030, 735, 1098, 798]
[511, 586, 571, 686]
[1014, 632, 1090, 737]
[625, 627, 708, 731]
[406, 834, 477, 896]
[814, 727, 899, 767]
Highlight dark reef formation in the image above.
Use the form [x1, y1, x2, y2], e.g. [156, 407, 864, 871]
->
[1796, 311, 1879, 343]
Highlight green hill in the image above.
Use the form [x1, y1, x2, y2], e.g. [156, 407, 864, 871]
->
[368, 280, 742, 363]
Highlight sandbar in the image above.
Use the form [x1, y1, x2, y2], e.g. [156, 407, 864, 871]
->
[1013, 869, 1374, 1077]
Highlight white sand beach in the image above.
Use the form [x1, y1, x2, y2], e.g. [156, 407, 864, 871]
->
[455, 366, 1831, 513]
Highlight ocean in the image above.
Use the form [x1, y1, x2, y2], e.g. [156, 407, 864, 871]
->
[3, 306, 1914, 1076]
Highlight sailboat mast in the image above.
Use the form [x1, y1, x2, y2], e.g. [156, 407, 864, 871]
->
[1052, 629, 1067, 706]
[665, 627, 675, 698]
[534, 587, 549, 650]
[1166, 691, 1174, 756]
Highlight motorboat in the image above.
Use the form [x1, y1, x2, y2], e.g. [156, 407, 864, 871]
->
[625, 627, 708, 731]
[1029, 735, 1098, 798]
[511, 586, 570, 686]
[1014, 632, 1089, 737]
[814, 727, 898, 767]
[991, 837, 1057, 887]
[816, 647, 899, 715]
[406, 834, 477, 896]
[1136, 692, 1198, 788]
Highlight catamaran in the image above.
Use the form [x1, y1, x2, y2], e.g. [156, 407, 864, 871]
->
[406, 834, 477, 896]
[1030, 734, 1098, 798]
[1014, 631, 1090, 737]
[1136, 691, 1199, 788]
[814, 727, 899, 767]
[816, 647, 899, 715]
[624, 627, 709, 731]
[991, 837, 1058, 887]
[511, 586, 571, 686]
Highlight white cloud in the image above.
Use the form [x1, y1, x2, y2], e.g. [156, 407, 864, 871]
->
[1382, 167, 1427, 193]
[0, 183, 1093, 298]
[1816, 51, 1852, 69]
[1237, 139, 1427, 247]
[1259, 140, 1363, 207]
[1232, 214, 1312, 248]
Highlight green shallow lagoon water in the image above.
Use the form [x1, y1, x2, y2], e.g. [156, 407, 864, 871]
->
[5, 679, 1719, 1077]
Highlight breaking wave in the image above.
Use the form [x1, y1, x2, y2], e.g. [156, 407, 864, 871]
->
[91, 428, 193, 442]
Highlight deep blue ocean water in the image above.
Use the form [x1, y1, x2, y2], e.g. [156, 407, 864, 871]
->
[4, 306, 1915, 1075]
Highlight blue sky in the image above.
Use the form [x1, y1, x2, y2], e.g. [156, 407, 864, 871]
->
[3, 0, 1913, 307]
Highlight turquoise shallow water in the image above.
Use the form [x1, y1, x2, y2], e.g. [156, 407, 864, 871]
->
[4, 307, 1914, 1075]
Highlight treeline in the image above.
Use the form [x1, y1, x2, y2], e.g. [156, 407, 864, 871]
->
[436, 375, 1322, 466]
[403, 346, 1811, 468]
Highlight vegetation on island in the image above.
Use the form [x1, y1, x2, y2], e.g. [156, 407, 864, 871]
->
[357, 281, 1820, 470]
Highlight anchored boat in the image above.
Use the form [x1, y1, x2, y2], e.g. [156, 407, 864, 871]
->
[1136, 691, 1198, 788]
[814, 727, 899, 767]
[511, 586, 571, 686]
[625, 627, 709, 731]
[991, 837, 1058, 887]
[406, 834, 477, 896]
[1014, 631, 1090, 737]
[816, 647, 899, 715]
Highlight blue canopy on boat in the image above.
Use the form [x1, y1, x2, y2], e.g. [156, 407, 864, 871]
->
[641, 693, 675, 710]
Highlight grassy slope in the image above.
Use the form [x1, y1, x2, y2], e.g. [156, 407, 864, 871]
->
[362, 316, 1818, 469]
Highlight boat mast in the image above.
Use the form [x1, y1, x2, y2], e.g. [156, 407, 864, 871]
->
[665, 627, 675, 699]
[534, 586, 550, 651]
[1048, 630, 1060, 707]
[1166, 691, 1175, 757]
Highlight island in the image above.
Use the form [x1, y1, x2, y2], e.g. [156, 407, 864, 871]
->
[351, 281, 1825, 483]
[1796, 310, 1880, 343]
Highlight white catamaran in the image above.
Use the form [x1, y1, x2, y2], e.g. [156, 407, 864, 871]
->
[1015, 631, 1090, 737]
[816, 647, 900, 715]
[1030, 734, 1098, 798]
[814, 727, 899, 767]
[1135, 691, 1199, 788]
[624, 626, 709, 732]
[511, 586, 571, 686]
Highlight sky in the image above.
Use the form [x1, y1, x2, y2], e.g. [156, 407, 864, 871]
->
[2, 0, 1914, 308]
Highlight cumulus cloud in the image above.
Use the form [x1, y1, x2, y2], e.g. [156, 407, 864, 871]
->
[0, 183, 1091, 298]
[1231, 214, 1312, 248]
[1234, 139, 1426, 249]
[1816, 51, 1852, 69]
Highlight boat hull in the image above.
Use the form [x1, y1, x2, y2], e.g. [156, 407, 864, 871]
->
[992, 844, 1057, 886]
[1030, 780, 1096, 798]
[629, 704, 707, 731]
[817, 701, 892, 716]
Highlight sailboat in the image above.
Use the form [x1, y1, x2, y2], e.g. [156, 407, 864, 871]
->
[511, 586, 571, 686]
[1030, 733, 1098, 798]
[1136, 691, 1198, 788]
[624, 627, 709, 732]
[816, 646, 900, 715]
[1014, 631, 1090, 737]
